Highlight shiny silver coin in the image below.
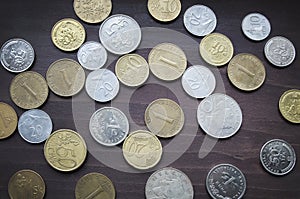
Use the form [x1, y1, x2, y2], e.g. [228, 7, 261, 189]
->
[18, 109, 52, 143]
[145, 167, 194, 199]
[99, 14, 142, 55]
[242, 13, 271, 41]
[197, 93, 242, 139]
[260, 139, 296, 176]
[183, 5, 217, 37]
[206, 164, 246, 199]
[0, 38, 34, 73]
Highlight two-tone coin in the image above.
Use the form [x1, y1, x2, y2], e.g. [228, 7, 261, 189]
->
[0, 102, 18, 139]
[147, 0, 181, 22]
[279, 89, 300, 123]
[242, 13, 271, 41]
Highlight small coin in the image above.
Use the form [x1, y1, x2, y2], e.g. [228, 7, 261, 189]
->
[51, 18, 86, 51]
[0, 102, 18, 139]
[279, 89, 300, 123]
[206, 164, 246, 199]
[122, 130, 162, 170]
[147, 0, 181, 22]
[148, 43, 187, 81]
[227, 53, 266, 91]
[8, 169, 46, 199]
[145, 167, 194, 199]
[0, 38, 35, 73]
[260, 139, 296, 175]
[44, 129, 87, 172]
[46, 58, 85, 97]
[199, 33, 234, 66]
[10, 71, 49, 109]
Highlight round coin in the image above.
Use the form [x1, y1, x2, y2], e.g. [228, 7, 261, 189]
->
[147, 0, 181, 22]
[279, 89, 300, 123]
[0, 38, 35, 73]
[0, 102, 18, 139]
[242, 13, 271, 41]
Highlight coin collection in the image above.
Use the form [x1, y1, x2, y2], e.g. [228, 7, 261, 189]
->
[0, 0, 298, 198]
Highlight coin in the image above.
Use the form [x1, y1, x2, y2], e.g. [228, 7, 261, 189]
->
[115, 54, 149, 87]
[10, 71, 48, 109]
[242, 13, 271, 41]
[206, 164, 246, 199]
[197, 93, 242, 139]
[51, 18, 86, 51]
[8, 169, 46, 199]
[44, 129, 87, 172]
[148, 43, 187, 81]
[99, 14, 141, 55]
[264, 36, 296, 67]
[46, 58, 85, 97]
[227, 53, 266, 91]
[199, 33, 234, 66]
[279, 89, 300, 123]
[0, 38, 34, 73]
[184, 5, 217, 37]
[181, 65, 216, 98]
[145, 167, 194, 199]
[147, 0, 181, 22]
[122, 130, 162, 170]
[260, 139, 296, 175]
[0, 102, 18, 139]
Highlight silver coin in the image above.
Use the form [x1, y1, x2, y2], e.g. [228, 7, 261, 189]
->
[85, 69, 120, 102]
[181, 65, 216, 98]
[18, 109, 52, 144]
[0, 38, 34, 73]
[260, 139, 296, 176]
[145, 167, 194, 199]
[242, 13, 271, 41]
[197, 93, 242, 139]
[183, 5, 217, 37]
[264, 36, 296, 67]
[89, 107, 129, 146]
[99, 14, 142, 55]
[206, 164, 246, 199]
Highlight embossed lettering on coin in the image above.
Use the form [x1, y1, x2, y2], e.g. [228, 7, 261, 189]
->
[242, 13, 271, 41]
[279, 89, 300, 123]
[147, 0, 181, 22]
[0, 102, 18, 139]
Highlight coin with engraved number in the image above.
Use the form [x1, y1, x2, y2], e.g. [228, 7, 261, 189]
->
[147, 0, 181, 22]
[242, 13, 271, 41]
[0, 102, 18, 139]
[145, 167, 194, 199]
[8, 169, 46, 199]
[279, 89, 300, 123]
[260, 139, 296, 175]
[206, 164, 246, 199]
[0, 38, 34, 73]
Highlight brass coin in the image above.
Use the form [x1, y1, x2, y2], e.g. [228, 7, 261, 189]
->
[199, 32, 234, 66]
[8, 169, 46, 199]
[147, 0, 181, 22]
[227, 53, 266, 91]
[51, 18, 86, 51]
[0, 102, 17, 139]
[75, 172, 115, 199]
[122, 130, 162, 170]
[44, 129, 87, 172]
[46, 58, 85, 97]
[279, 89, 300, 123]
[10, 71, 48, 109]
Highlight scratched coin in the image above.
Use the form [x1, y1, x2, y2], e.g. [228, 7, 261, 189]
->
[0, 102, 18, 139]
[279, 89, 300, 123]
[242, 13, 271, 41]
[147, 0, 181, 22]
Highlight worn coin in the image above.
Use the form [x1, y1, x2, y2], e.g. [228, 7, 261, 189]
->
[242, 13, 271, 41]
[147, 0, 181, 22]
[0, 102, 18, 139]
[279, 89, 300, 123]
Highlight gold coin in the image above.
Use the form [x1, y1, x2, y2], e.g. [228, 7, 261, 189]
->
[0, 102, 17, 139]
[147, 0, 181, 22]
[44, 129, 87, 172]
[122, 130, 162, 170]
[115, 54, 149, 87]
[73, 0, 112, 23]
[279, 89, 300, 123]
[75, 172, 115, 199]
[46, 58, 85, 97]
[145, 98, 184, 138]
[148, 43, 187, 81]
[10, 71, 48, 109]
[227, 53, 266, 91]
[199, 32, 234, 66]
[51, 18, 86, 51]
[8, 169, 46, 199]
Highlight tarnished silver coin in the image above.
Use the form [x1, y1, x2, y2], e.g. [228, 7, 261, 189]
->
[184, 5, 217, 37]
[206, 164, 246, 199]
[260, 139, 296, 176]
[181, 65, 216, 98]
[99, 14, 142, 55]
[89, 107, 129, 146]
[0, 38, 34, 73]
[242, 13, 271, 41]
[264, 36, 296, 67]
[145, 167, 194, 199]
[85, 69, 120, 102]
[197, 93, 242, 139]
[18, 109, 52, 143]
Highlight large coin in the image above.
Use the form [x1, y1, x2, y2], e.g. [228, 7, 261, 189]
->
[147, 0, 181, 22]
[145, 167, 194, 199]
[0, 38, 34, 73]
[0, 102, 18, 139]
[242, 13, 271, 41]
[279, 89, 300, 123]
[44, 129, 87, 172]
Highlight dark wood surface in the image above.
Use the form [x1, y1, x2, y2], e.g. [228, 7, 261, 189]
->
[0, 0, 300, 198]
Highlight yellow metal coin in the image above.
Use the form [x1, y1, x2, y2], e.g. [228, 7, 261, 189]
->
[0, 102, 17, 139]
[279, 89, 300, 123]
[147, 0, 181, 22]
